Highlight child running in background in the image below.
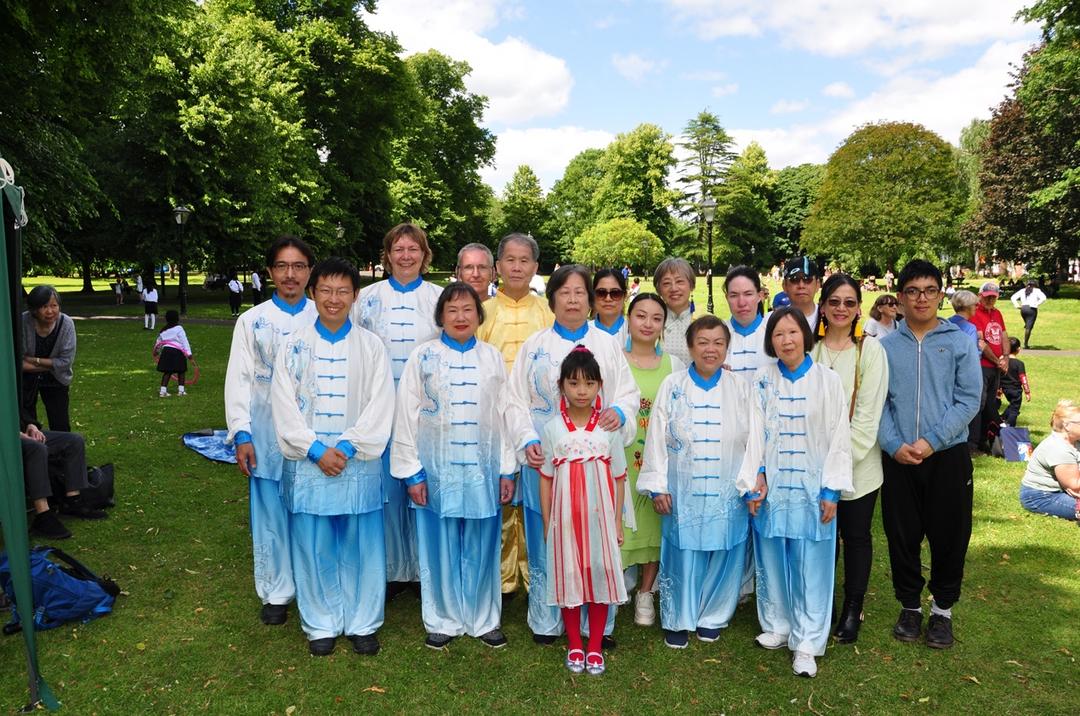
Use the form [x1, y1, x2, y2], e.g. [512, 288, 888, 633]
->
[540, 346, 628, 676]
[999, 337, 1031, 427]
[154, 310, 193, 397]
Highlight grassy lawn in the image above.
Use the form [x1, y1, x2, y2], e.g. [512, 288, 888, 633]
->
[1, 282, 1077, 714]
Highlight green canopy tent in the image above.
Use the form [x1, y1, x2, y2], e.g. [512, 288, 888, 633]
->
[1, 157, 59, 711]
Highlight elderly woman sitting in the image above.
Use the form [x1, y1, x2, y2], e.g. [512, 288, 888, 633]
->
[1020, 400, 1080, 524]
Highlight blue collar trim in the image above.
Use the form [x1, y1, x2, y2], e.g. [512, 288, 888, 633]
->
[778, 354, 813, 382]
[593, 314, 625, 336]
[271, 292, 307, 315]
[730, 313, 763, 336]
[440, 332, 476, 353]
[553, 321, 588, 341]
[688, 363, 722, 390]
[388, 275, 423, 293]
[315, 317, 352, 344]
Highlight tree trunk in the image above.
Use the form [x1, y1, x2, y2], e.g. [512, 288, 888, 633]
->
[80, 257, 95, 294]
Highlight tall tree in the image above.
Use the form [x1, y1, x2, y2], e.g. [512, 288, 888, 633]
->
[495, 165, 553, 262]
[544, 148, 606, 261]
[957, 119, 991, 228]
[593, 124, 678, 242]
[772, 163, 825, 260]
[803, 122, 967, 270]
[712, 142, 776, 268]
[676, 110, 736, 217]
[389, 50, 496, 265]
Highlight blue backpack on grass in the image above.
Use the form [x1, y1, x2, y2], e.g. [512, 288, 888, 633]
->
[0, 545, 120, 633]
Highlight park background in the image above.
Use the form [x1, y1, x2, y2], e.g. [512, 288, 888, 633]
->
[2, 0, 1079, 713]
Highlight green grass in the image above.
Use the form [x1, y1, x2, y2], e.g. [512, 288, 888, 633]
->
[2, 285, 1078, 714]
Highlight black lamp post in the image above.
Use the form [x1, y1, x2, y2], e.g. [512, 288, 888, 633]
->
[702, 197, 717, 315]
[173, 205, 192, 315]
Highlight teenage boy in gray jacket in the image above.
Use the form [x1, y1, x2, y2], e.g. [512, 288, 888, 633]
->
[877, 259, 981, 650]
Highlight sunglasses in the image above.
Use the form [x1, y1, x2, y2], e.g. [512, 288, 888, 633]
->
[826, 298, 859, 309]
[595, 288, 626, 300]
[881, 300, 898, 307]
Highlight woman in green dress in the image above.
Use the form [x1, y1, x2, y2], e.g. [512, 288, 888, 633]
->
[622, 292, 684, 626]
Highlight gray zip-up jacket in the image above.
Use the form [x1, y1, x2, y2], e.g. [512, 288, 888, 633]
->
[877, 318, 981, 457]
[22, 311, 77, 386]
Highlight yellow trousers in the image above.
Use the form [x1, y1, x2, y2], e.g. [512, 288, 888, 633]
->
[500, 504, 529, 593]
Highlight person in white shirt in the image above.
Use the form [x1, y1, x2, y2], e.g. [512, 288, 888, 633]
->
[738, 307, 853, 679]
[391, 283, 516, 650]
[224, 236, 318, 628]
[227, 273, 243, 317]
[251, 269, 264, 305]
[723, 266, 771, 381]
[154, 310, 192, 397]
[353, 223, 443, 590]
[654, 257, 696, 366]
[141, 280, 159, 330]
[272, 257, 394, 657]
[1010, 280, 1048, 348]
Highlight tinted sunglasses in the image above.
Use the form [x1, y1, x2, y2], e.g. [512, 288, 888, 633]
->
[595, 288, 626, 300]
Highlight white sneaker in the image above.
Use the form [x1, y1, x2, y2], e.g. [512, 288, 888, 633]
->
[792, 651, 817, 678]
[159, 389, 169, 398]
[177, 388, 187, 396]
[754, 632, 788, 650]
[634, 591, 655, 626]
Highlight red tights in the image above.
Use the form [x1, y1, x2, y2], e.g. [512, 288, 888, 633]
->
[561, 603, 608, 655]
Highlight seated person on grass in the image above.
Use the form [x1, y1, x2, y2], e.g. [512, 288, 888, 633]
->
[20, 417, 107, 540]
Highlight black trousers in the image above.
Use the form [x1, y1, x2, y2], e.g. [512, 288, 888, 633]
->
[22, 377, 71, 433]
[836, 488, 879, 601]
[21, 431, 88, 501]
[968, 365, 1000, 448]
[1000, 386, 1024, 427]
[228, 291, 242, 315]
[881, 444, 973, 610]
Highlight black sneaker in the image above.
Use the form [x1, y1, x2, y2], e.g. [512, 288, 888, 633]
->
[260, 603, 288, 625]
[601, 635, 617, 650]
[349, 633, 380, 655]
[425, 633, 454, 650]
[532, 632, 558, 645]
[60, 495, 108, 520]
[30, 510, 72, 540]
[893, 609, 923, 643]
[925, 614, 955, 649]
[308, 637, 335, 656]
[479, 629, 508, 648]
[664, 630, 689, 649]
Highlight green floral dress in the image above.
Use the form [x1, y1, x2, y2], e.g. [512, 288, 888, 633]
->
[621, 353, 678, 567]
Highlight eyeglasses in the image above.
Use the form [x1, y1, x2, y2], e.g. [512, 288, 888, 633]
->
[314, 287, 355, 299]
[826, 298, 859, 309]
[458, 264, 492, 275]
[595, 288, 626, 300]
[902, 286, 942, 300]
[271, 262, 310, 273]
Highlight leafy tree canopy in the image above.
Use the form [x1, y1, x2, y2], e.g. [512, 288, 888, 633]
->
[572, 218, 665, 272]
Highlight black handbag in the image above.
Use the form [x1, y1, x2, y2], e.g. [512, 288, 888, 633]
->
[82, 464, 116, 509]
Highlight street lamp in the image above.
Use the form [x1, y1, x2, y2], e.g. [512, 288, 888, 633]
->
[701, 196, 717, 314]
[173, 205, 192, 315]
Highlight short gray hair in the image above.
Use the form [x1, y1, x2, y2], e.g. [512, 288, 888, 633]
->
[496, 233, 540, 262]
[950, 289, 979, 312]
[456, 242, 494, 268]
[653, 257, 696, 290]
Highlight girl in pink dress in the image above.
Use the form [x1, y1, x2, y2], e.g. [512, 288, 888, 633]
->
[540, 346, 628, 675]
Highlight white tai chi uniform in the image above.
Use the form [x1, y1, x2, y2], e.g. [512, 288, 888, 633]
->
[724, 313, 772, 382]
[505, 321, 639, 636]
[591, 314, 628, 351]
[271, 318, 394, 640]
[391, 334, 516, 637]
[660, 307, 693, 367]
[737, 356, 853, 657]
[637, 365, 751, 634]
[354, 275, 442, 583]
[224, 293, 317, 607]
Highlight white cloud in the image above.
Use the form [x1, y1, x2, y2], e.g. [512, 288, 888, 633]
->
[482, 126, 616, 191]
[611, 53, 664, 82]
[770, 99, 810, 114]
[732, 40, 1026, 169]
[666, 0, 1037, 58]
[364, 0, 573, 125]
[711, 82, 739, 97]
[822, 81, 855, 98]
[681, 70, 729, 82]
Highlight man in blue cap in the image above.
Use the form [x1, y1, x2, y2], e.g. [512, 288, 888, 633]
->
[782, 257, 821, 328]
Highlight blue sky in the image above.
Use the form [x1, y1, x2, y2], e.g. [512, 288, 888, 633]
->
[366, 1, 1041, 190]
